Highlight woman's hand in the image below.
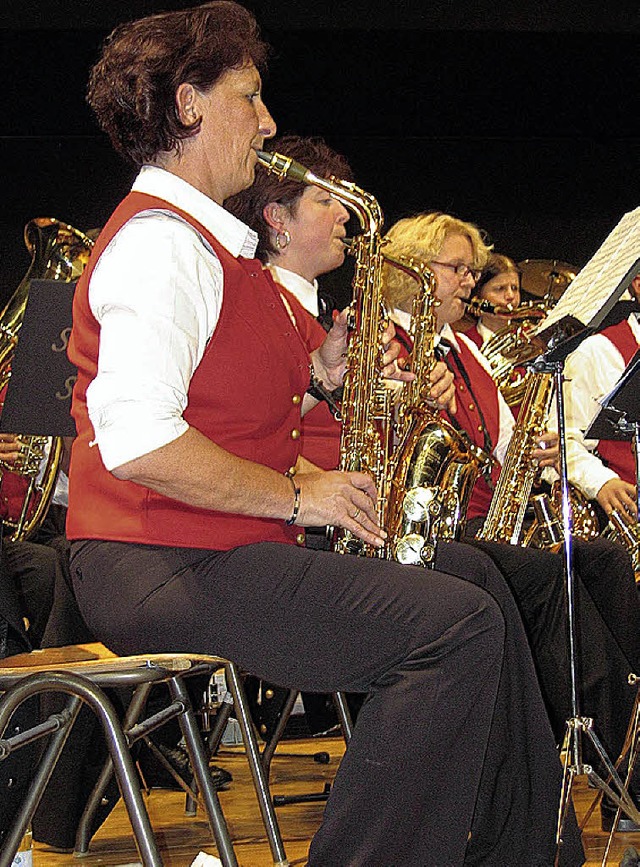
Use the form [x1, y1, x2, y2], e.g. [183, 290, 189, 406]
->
[428, 360, 456, 414]
[0, 434, 22, 467]
[295, 468, 386, 548]
[532, 431, 559, 470]
[312, 311, 415, 391]
[597, 477, 638, 521]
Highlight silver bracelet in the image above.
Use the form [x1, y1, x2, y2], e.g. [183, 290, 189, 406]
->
[284, 470, 301, 526]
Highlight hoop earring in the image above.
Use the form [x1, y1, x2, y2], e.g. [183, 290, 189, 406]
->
[275, 230, 291, 250]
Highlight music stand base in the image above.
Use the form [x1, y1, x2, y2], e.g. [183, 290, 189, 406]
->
[556, 686, 640, 867]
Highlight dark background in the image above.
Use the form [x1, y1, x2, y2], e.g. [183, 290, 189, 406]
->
[1, 0, 639, 308]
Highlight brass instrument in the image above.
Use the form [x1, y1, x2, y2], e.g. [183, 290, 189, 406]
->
[386, 286, 493, 565]
[603, 509, 640, 581]
[0, 217, 94, 541]
[478, 304, 548, 408]
[477, 371, 555, 545]
[258, 150, 462, 563]
[258, 149, 397, 557]
[523, 481, 600, 549]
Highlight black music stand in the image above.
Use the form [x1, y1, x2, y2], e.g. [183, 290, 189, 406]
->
[0, 279, 77, 438]
[534, 290, 640, 864]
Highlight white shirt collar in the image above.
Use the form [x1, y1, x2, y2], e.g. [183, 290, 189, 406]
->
[132, 165, 258, 259]
[267, 264, 320, 317]
[476, 320, 495, 343]
[629, 311, 640, 342]
[390, 307, 458, 352]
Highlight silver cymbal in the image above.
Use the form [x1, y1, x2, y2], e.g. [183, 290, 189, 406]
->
[517, 258, 578, 300]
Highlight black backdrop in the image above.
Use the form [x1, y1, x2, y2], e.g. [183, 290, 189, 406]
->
[1, 0, 639, 308]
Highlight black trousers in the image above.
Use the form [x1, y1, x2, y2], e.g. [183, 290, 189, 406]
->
[70, 538, 583, 866]
[465, 537, 640, 765]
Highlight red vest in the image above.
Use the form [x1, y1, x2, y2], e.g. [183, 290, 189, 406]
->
[282, 294, 341, 471]
[444, 337, 502, 519]
[595, 319, 639, 485]
[67, 192, 313, 549]
[463, 324, 483, 349]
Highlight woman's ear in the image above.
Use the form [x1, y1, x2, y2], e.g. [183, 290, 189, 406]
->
[263, 202, 284, 231]
[175, 82, 200, 125]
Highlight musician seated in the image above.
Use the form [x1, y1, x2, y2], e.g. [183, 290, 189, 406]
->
[59, 3, 591, 860]
[383, 211, 640, 831]
[0, 433, 79, 648]
[464, 252, 524, 346]
[550, 272, 640, 525]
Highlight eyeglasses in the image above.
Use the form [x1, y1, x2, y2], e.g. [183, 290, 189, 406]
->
[430, 260, 482, 283]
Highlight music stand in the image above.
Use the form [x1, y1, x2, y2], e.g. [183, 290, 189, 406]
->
[537, 274, 640, 862]
[0, 279, 77, 438]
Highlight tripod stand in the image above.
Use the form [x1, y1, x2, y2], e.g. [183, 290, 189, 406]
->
[540, 346, 640, 866]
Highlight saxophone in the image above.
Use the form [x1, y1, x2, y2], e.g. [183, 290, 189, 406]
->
[0, 217, 94, 541]
[257, 150, 452, 560]
[258, 150, 394, 556]
[476, 369, 600, 547]
[476, 371, 554, 545]
[603, 510, 640, 581]
[385, 289, 493, 566]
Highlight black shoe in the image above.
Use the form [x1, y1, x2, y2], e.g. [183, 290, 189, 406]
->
[620, 846, 640, 867]
[601, 794, 640, 832]
[147, 743, 233, 791]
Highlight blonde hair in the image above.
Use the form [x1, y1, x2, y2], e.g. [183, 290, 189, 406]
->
[383, 212, 492, 311]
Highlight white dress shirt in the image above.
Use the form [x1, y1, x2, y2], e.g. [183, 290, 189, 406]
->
[267, 264, 319, 316]
[548, 313, 640, 499]
[85, 165, 258, 471]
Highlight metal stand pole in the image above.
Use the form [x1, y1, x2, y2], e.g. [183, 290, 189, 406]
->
[547, 359, 640, 865]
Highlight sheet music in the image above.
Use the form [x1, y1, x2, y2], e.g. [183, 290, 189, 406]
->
[533, 206, 640, 333]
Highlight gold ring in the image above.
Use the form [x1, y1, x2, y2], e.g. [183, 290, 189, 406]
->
[352, 508, 361, 520]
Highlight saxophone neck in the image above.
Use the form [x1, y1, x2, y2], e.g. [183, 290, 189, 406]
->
[256, 149, 382, 235]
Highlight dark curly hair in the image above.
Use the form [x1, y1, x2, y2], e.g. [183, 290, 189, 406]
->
[87, 1, 270, 166]
[225, 133, 354, 262]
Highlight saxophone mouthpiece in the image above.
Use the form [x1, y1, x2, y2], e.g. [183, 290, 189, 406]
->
[256, 149, 310, 184]
[464, 298, 499, 316]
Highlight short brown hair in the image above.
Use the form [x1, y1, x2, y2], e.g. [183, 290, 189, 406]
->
[226, 134, 354, 261]
[87, 1, 270, 166]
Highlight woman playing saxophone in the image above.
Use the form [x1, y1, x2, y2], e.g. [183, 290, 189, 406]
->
[382, 210, 640, 832]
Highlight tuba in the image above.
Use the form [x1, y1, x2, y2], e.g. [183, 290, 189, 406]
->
[0, 217, 94, 541]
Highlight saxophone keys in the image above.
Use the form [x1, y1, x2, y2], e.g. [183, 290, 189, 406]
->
[395, 533, 435, 567]
[403, 486, 442, 522]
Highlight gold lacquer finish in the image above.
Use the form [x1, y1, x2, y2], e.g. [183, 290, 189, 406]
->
[477, 372, 555, 545]
[603, 509, 640, 582]
[257, 151, 443, 560]
[0, 217, 94, 541]
[478, 303, 548, 407]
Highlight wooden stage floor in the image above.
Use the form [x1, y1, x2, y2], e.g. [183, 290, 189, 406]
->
[31, 734, 639, 867]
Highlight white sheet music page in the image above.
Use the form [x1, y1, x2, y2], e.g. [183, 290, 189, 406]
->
[534, 206, 640, 333]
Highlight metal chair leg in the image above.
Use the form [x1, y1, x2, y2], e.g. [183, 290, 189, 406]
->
[75, 680, 154, 854]
[0, 670, 163, 867]
[169, 675, 239, 867]
[226, 663, 289, 867]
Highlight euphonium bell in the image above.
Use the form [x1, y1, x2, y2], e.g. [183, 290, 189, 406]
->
[0, 217, 94, 541]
